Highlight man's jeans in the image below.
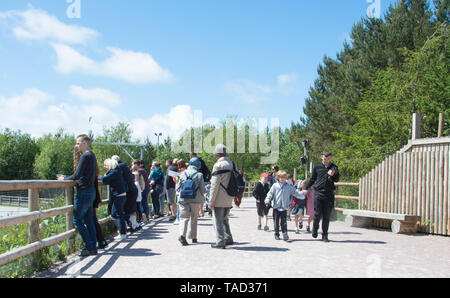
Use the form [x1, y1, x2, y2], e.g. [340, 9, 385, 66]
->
[140, 188, 151, 220]
[159, 191, 165, 215]
[213, 207, 233, 246]
[111, 195, 127, 235]
[73, 188, 97, 251]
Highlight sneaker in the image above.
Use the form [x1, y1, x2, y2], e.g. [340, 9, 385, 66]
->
[178, 236, 189, 246]
[264, 226, 270, 232]
[257, 224, 262, 230]
[275, 235, 281, 240]
[299, 222, 304, 229]
[283, 233, 289, 241]
[115, 234, 127, 241]
[322, 235, 330, 243]
[312, 230, 318, 239]
[307, 225, 311, 233]
[192, 239, 198, 244]
[287, 216, 291, 221]
[295, 229, 300, 234]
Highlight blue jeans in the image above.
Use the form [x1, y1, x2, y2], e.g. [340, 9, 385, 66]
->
[111, 195, 127, 235]
[159, 192, 165, 215]
[140, 188, 151, 220]
[73, 188, 97, 251]
[151, 190, 160, 216]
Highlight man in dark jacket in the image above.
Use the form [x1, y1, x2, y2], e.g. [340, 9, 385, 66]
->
[304, 151, 339, 242]
[58, 134, 98, 256]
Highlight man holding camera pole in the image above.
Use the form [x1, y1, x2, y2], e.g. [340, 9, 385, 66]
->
[304, 151, 339, 242]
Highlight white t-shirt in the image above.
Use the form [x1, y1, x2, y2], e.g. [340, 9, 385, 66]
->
[135, 181, 142, 202]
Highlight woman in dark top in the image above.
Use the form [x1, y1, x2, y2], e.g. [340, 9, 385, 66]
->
[253, 173, 271, 231]
[74, 147, 108, 249]
[99, 158, 129, 240]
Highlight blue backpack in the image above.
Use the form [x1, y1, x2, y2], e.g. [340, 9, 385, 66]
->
[180, 172, 199, 199]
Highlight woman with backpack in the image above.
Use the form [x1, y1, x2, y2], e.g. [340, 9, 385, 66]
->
[177, 158, 206, 246]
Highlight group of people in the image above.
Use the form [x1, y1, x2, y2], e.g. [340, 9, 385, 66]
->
[59, 134, 339, 257]
[253, 151, 339, 242]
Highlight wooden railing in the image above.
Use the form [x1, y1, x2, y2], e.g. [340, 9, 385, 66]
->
[243, 181, 359, 212]
[0, 180, 112, 267]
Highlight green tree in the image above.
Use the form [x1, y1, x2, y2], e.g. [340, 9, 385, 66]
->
[0, 129, 40, 180]
[34, 130, 76, 180]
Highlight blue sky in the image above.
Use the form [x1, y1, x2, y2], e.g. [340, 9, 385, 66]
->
[0, 0, 397, 143]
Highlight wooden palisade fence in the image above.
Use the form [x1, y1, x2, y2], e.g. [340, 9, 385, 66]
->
[359, 148, 449, 235]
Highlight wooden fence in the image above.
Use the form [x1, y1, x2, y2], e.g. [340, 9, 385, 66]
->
[0, 180, 113, 267]
[359, 151, 449, 235]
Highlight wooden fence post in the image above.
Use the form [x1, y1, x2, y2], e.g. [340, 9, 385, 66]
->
[65, 187, 75, 252]
[438, 113, 444, 138]
[28, 188, 40, 268]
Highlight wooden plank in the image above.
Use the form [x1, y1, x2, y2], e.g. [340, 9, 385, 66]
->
[28, 189, 40, 267]
[0, 205, 74, 228]
[343, 209, 420, 221]
[405, 152, 411, 215]
[381, 159, 386, 213]
[425, 151, 431, 233]
[438, 151, 444, 235]
[0, 230, 76, 267]
[412, 152, 418, 216]
[335, 195, 359, 201]
[335, 182, 359, 187]
[445, 151, 449, 235]
[377, 164, 381, 212]
[430, 151, 436, 234]
[65, 187, 75, 250]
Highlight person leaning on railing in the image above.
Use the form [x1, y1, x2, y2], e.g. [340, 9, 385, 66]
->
[57, 134, 99, 257]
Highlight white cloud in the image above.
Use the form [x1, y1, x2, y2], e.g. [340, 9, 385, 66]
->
[0, 6, 98, 44]
[131, 105, 197, 143]
[225, 73, 300, 103]
[69, 85, 121, 107]
[224, 80, 273, 103]
[0, 88, 123, 138]
[52, 43, 173, 84]
[277, 73, 299, 88]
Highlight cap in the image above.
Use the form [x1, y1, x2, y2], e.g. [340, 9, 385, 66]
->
[214, 144, 227, 157]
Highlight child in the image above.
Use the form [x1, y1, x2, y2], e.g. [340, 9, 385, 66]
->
[292, 180, 307, 234]
[252, 173, 271, 231]
[265, 171, 307, 241]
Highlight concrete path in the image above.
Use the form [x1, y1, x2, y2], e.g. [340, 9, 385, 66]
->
[37, 199, 450, 278]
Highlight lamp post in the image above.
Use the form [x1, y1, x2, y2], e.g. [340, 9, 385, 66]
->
[301, 139, 308, 179]
[155, 132, 162, 156]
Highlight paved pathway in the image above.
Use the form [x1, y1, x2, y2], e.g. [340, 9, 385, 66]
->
[37, 199, 450, 278]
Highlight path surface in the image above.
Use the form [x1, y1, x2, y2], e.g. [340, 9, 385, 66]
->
[37, 199, 450, 278]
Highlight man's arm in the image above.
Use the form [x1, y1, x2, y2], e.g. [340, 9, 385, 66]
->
[64, 154, 87, 181]
[304, 165, 317, 190]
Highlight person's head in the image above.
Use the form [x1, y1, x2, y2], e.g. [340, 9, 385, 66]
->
[301, 180, 307, 190]
[177, 159, 186, 171]
[172, 158, 179, 166]
[189, 157, 202, 169]
[190, 152, 197, 159]
[152, 161, 160, 170]
[260, 173, 269, 183]
[75, 134, 91, 153]
[276, 170, 288, 184]
[271, 165, 279, 174]
[214, 144, 227, 159]
[111, 155, 121, 164]
[165, 160, 172, 167]
[104, 158, 118, 171]
[321, 151, 333, 166]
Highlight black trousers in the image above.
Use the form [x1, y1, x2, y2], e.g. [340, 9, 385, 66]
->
[273, 209, 287, 236]
[313, 199, 334, 236]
